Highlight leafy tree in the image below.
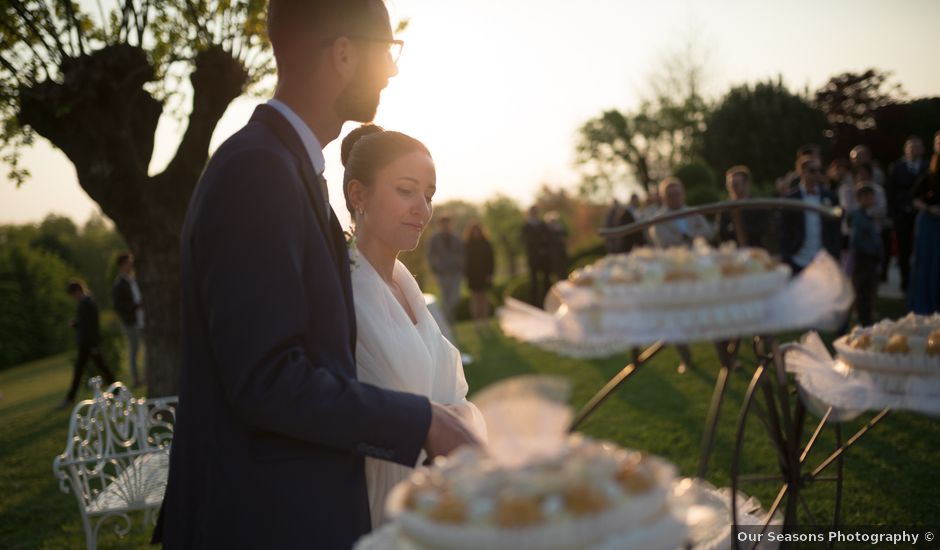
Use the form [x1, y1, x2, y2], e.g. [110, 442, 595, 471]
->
[576, 39, 710, 200]
[482, 194, 524, 278]
[0, 244, 74, 368]
[702, 79, 828, 186]
[30, 214, 79, 266]
[1, 1, 272, 395]
[814, 69, 903, 154]
[674, 161, 721, 206]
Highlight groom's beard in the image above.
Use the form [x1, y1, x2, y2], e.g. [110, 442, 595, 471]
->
[336, 64, 384, 122]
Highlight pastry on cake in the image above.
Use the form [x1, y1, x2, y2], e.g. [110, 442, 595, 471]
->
[564, 239, 790, 309]
[387, 436, 680, 550]
[836, 313, 940, 375]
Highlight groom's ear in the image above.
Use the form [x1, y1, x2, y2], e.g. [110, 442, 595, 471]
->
[329, 36, 359, 82]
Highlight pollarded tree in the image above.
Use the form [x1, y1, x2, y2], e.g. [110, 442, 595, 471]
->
[0, 0, 272, 396]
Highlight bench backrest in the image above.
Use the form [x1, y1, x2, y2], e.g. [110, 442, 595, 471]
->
[53, 377, 178, 511]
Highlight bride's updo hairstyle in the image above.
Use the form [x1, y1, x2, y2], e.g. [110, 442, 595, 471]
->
[341, 124, 432, 217]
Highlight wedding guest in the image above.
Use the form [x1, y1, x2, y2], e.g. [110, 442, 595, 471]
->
[604, 198, 624, 254]
[853, 164, 888, 223]
[848, 186, 883, 326]
[715, 165, 766, 247]
[778, 155, 841, 274]
[604, 197, 644, 254]
[111, 252, 145, 387]
[647, 177, 711, 247]
[637, 188, 662, 220]
[427, 215, 464, 327]
[628, 193, 642, 215]
[543, 212, 569, 283]
[58, 280, 116, 409]
[908, 131, 940, 314]
[849, 145, 894, 282]
[829, 157, 858, 256]
[887, 136, 928, 291]
[776, 144, 822, 196]
[850, 144, 887, 188]
[647, 176, 707, 373]
[464, 222, 495, 326]
[521, 206, 550, 306]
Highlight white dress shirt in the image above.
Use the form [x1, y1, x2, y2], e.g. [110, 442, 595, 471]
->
[792, 185, 822, 267]
[266, 99, 330, 219]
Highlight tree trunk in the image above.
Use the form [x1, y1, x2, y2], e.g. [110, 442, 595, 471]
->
[17, 44, 247, 398]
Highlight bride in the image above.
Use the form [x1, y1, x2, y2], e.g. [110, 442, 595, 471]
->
[340, 125, 487, 527]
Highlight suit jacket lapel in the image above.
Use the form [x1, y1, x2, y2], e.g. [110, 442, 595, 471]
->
[329, 213, 357, 352]
[251, 105, 356, 351]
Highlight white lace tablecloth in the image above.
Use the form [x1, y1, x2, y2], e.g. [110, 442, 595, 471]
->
[784, 331, 940, 421]
[354, 478, 780, 550]
[498, 252, 853, 358]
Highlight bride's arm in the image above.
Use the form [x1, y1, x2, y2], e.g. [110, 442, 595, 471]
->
[446, 399, 488, 442]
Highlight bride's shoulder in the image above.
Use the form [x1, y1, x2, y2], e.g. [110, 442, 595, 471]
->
[393, 260, 423, 294]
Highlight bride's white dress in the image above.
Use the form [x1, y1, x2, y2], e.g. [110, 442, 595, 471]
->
[351, 249, 486, 527]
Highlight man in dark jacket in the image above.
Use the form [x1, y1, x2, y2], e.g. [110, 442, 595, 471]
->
[111, 252, 144, 387]
[522, 206, 551, 305]
[59, 281, 116, 408]
[778, 155, 841, 274]
[155, 1, 478, 548]
[887, 136, 928, 290]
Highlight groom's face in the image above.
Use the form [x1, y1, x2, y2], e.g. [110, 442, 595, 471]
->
[335, 5, 399, 122]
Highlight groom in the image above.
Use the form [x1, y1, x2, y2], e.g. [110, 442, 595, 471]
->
[155, 1, 479, 548]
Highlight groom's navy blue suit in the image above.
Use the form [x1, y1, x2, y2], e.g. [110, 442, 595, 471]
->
[156, 105, 432, 549]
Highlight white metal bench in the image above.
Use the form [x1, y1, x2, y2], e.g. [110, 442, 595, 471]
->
[53, 376, 178, 549]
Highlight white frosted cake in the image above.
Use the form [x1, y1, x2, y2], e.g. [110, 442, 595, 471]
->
[565, 240, 790, 309]
[835, 313, 940, 378]
[386, 436, 683, 550]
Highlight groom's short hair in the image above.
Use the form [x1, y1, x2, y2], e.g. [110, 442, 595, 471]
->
[267, 0, 387, 52]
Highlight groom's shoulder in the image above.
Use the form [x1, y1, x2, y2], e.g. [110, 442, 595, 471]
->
[208, 120, 296, 175]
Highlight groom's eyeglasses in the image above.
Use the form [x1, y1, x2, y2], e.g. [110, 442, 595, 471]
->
[321, 36, 404, 65]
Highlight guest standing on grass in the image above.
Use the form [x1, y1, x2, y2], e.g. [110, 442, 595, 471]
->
[464, 222, 495, 327]
[112, 252, 145, 387]
[778, 155, 841, 275]
[715, 165, 766, 248]
[646, 176, 709, 373]
[427, 215, 464, 328]
[848, 185, 883, 326]
[887, 136, 929, 292]
[59, 280, 116, 409]
[909, 131, 940, 314]
[544, 211, 569, 283]
[647, 176, 711, 248]
[521, 206, 550, 306]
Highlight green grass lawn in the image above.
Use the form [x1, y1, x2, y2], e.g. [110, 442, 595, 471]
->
[2, 307, 939, 548]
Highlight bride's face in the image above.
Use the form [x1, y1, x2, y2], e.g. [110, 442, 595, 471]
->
[358, 151, 436, 252]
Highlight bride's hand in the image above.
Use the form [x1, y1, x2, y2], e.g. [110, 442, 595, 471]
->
[423, 402, 481, 459]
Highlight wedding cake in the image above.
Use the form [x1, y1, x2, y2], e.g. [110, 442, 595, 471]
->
[835, 313, 940, 384]
[564, 240, 789, 308]
[385, 436, 684, 550]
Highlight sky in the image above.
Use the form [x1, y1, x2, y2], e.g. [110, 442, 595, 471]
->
[2, 0, 939, 229]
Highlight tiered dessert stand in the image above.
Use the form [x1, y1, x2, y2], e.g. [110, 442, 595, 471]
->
[512, 199, 871, 548]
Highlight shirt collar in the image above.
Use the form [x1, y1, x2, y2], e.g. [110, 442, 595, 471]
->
[266, 99, 326, 175]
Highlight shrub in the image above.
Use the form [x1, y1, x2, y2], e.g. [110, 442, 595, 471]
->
[0, 245, 74, 368]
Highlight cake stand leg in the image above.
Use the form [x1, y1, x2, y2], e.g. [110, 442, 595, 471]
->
[697, 339, 743, 477]
[568, 340, 665, 432]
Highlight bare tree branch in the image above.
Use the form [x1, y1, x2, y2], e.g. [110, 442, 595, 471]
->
[60, 0, 87, 54]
